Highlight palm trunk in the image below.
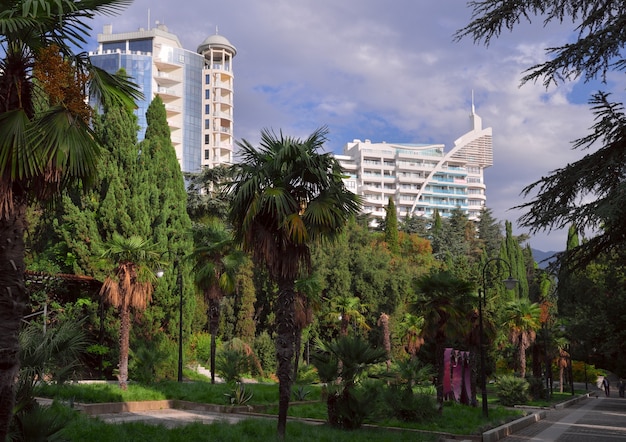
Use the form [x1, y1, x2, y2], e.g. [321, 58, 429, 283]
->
[118, 304, 130, 390]
[293, 326, 302, 381]
[0, 203, 28, 440]
[209, 299, 220, 384]
[276, 278, 296, 440]
[469, 343, 479, 407]
[519, 333, 528, 378]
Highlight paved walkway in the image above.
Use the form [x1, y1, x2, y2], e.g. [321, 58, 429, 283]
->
[96, 408, 259, 428]
[499, 393, 626, 441]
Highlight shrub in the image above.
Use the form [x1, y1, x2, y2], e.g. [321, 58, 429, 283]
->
[129, 336, 177, 383]
[292, 385, 311, 401]
[188, 332, 214, 365]
[224, 382, 253, 406]
[382, 384, 438, 422]
[311, 336, 387, 430]
[295, 362, 319, 384]
[526, 376, 548, 400]
[496, 375, 529, 406]
[217, 348, 250, 383]
[254, 331, 276, 375]
[326, 382, 380, 430]
[572, 360, 601, 383]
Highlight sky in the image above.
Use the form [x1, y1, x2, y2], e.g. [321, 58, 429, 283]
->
[86, 0, 624, 253]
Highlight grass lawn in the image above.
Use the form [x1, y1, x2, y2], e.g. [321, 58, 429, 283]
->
[37, 380, 526, 438]
[59, 412, 441, 442]
[526, 390, 588, 407]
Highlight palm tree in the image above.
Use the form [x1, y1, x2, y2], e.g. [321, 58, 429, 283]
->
[329, 294, 370, 337]
[0, 1, 140, 436]
[503, 297, 541, 378]
[311, 336, 387, 429]
[378, 312, 391, 370]
[399, 313, 425, 360]
[228, 127, 361, 439]
[413, 270, 475, 409]
[191, 219, 246, 384]
[100, 234, 160, 389]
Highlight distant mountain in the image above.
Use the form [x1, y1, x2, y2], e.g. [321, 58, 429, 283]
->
[531, 248, 559, 269]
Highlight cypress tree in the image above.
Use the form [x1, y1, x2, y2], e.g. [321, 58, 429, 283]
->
[139, 96, 195, 339]
[556, 224, 581, 317]
[384, 197, 399, 253]
[499, 221, 529, 299]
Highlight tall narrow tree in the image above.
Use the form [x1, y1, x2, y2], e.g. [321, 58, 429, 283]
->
[228, 127, 361, 439]
[384, 197, 399, 253]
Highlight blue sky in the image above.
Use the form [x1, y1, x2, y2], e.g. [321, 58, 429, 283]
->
[85, 0, 626, 252]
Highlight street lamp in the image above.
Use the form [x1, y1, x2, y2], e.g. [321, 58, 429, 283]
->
[157, 252, 184, 383]
[479, 258, 518, 418]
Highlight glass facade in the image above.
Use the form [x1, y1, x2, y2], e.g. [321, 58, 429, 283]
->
[90, 53, 153, 140]
[91, 26, 236, 173]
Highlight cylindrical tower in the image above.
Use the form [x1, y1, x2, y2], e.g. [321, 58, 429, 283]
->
[197, 33, 236, 168]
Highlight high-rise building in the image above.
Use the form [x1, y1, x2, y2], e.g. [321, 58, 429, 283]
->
[89, 23, 236, 173]
[336, 108, 492, 222]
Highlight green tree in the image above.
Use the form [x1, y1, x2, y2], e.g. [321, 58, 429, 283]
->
[400, 214, 429, 236]
[384, 197, 399, 253]
[327, 295, 369, 337]
[138, 96, 195, 341]
[503, 297, 541, 378]
[191, 219, 246, 384]
[456, 1, 626, 268]
[477, 207, 503, 258]
[499, 221, 529, 299]
[556, 224, 581, 317]
[228, 127, 361, 439]
[186, 164, 233, 222]
[233, 261, 257, 343]
[0, 1, 139, 437]
[398, 313, 425, 360]
[100, 234, 160, 389]
[293, 273, 322, 379]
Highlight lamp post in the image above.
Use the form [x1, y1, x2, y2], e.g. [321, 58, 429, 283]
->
[157, 252, 184, 383]
[479, 258, 518, 418]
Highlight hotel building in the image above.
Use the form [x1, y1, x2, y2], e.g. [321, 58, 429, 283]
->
[89, 23, 236, 173]
[336, 108, 492, 222]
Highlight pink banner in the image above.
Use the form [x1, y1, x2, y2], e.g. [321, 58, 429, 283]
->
[452, 350, 463, 401]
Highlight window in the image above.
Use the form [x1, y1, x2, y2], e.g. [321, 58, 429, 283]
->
[205, 74, 210, 85]
[204, 134, 210, 145]
[205, 119, 210, 130]
[205, 89, 210, 100]
[204, 149, 210, 160]
[205, 104, 210, 114]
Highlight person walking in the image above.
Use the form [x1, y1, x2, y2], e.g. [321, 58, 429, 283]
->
[619, 379, 625, 398]
[603, 377, 610, 396]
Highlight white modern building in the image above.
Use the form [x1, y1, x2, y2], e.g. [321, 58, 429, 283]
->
[337, 108, 492, 222]
[89, 23, 236, 173]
